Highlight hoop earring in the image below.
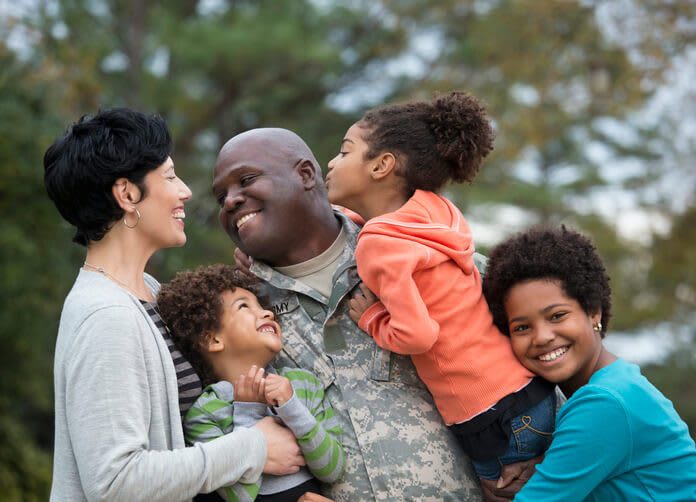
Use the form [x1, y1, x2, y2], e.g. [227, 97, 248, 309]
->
[123, 208, 141, 229]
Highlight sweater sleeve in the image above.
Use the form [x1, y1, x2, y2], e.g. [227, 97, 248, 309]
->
[65, 306, 266, 501]
[514, 387, 631, 501]
[184, 391, 264, 502]
[356, 232, 440, 354]
[275, 369, 345, 483]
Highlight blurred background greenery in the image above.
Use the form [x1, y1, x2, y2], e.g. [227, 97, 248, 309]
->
[1, 0, 694, 499]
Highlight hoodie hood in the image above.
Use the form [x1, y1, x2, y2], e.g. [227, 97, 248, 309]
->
[360, 190, 475, 274]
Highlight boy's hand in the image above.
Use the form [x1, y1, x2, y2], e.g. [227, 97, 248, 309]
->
[234, 365, 266, 403]
[349, 284, 379, 324]
[265, 373, 294, 408]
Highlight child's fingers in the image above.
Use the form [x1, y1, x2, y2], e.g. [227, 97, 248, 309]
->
[235, 374, 247, 391]
[258, 376, 266, 399]
[234, 374, 251, 401]
[358, 284, 378, 303]
[252, 367, 265, 394]
[348, 306, 361, 324]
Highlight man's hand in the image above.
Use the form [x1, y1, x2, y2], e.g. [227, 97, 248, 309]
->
[234, 365, 266, 403]
[234, 247, 257, 279]
[265, 373, 294, 408]
[253, 416, 306, 475]
[348, 284, 379, 324]
[479, 456, 543, 502]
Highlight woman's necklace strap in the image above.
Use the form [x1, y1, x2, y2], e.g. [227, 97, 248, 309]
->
[83, 261, 146, 299]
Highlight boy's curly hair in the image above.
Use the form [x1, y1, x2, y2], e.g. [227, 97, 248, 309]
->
[157, 264, 260, 386]
[359, 90, 495, 197]
[482, 226, 612, 338]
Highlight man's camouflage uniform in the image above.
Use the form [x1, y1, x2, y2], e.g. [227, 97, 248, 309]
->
[252, 211, 483, 502]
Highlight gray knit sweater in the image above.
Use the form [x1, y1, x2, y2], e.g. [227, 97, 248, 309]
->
[50, 269, 266, 501]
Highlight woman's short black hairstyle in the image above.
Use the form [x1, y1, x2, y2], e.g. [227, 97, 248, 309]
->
[44, 107, 172, 246]
[358, 90, 495, 197]
[157, 264, 262, 387]
[482, 226, 612, 337]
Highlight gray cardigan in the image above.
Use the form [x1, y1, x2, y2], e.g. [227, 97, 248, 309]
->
[50, 269, 266, 501]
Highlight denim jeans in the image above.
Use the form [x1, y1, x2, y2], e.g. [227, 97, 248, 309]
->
[471, 392, 556, 480]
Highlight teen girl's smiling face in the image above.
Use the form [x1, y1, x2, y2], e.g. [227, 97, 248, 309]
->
[326, 122, 375, 218]
[504, 279, 603, 396]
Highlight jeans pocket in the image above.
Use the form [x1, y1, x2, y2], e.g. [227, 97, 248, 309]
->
[510, 393, 555, 455]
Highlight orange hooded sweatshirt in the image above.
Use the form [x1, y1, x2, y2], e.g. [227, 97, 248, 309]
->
[357, 190, 534, 424]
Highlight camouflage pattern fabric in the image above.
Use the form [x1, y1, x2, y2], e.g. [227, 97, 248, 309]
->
[252, 211, 483, 502]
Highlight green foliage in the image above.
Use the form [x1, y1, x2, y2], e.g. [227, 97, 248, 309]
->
[2, 0, 695, 497]
[647, 205, 696, 321]
[0, 411, 52, 501]
[643, 343, 696, 441]
[0, 47, 75, 501]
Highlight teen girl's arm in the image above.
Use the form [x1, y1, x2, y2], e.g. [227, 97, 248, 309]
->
[353, 232, 440, 354]
[513, 389, 630, 501]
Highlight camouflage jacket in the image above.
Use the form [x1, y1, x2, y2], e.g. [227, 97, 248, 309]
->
[251, 211, 483, 502]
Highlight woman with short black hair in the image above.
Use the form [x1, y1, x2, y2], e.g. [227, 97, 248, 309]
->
[46, 108, 302, 501]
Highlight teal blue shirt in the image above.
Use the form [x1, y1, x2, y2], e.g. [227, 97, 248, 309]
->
[515, 358, 696, 501]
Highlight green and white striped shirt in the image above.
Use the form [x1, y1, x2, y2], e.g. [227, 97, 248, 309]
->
[184, 366, 344, 501]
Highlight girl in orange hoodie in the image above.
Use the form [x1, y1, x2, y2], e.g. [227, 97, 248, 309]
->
[325, 91, 557, 484]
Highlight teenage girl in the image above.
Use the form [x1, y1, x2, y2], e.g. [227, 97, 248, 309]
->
[326, 90, 556, 482]
[482, 226, 696, 500]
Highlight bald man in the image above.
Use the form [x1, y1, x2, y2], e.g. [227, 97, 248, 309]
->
[211, 128, 482, 502]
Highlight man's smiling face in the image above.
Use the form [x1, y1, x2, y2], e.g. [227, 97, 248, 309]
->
[213, 132, 309, 266]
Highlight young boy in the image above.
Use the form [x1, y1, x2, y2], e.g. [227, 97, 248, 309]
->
[157, 264, 344, 502]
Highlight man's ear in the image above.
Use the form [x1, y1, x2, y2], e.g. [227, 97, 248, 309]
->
[371, 153, 397, 181]
[112, 177, 143, 211]
[202, 332, 225, 353]
[296, 159, 317, 190]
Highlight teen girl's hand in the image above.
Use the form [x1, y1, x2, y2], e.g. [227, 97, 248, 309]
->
[234, 365, 266, 403]
[265, 373, 294, 408]
[348, 284, 379, 324]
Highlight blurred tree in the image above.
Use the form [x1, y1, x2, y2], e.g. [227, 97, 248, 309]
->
[646, 204, 696, 324]
[0, 44, 73, 500]
[27, 0, 411, 279]
[363, 0, 694, 334]
[1, 2, 409, 498]
[2, 1, 694, 498]
[355, 0, 696, 437]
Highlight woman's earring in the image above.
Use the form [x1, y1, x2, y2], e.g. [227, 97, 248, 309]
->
[123, 208, 141, 229]
[593, 321, 603, 332]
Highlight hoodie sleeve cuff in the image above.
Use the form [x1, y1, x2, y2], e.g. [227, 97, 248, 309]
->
[358, 301, 387, 334]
